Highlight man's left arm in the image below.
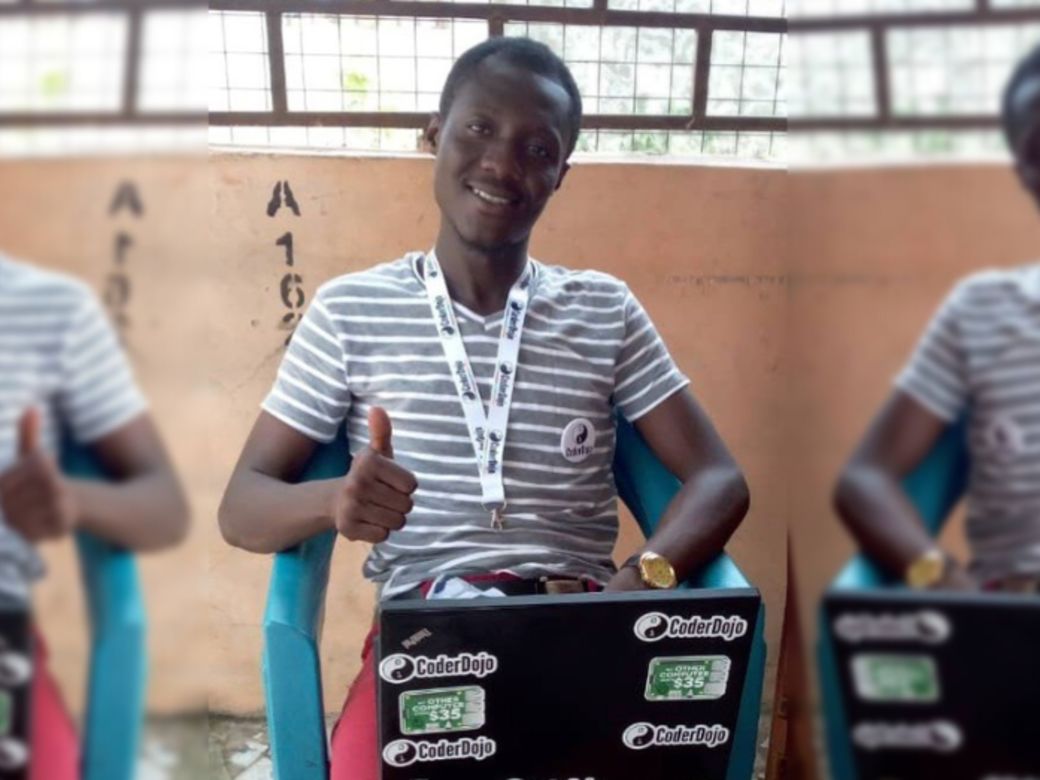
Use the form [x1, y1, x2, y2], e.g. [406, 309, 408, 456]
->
[605, 390, 749, 591]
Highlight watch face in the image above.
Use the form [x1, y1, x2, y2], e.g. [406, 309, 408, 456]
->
[640, 555, 676, 589]
[907, 554, 944, 589]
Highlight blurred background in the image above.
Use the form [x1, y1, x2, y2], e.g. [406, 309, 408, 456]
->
[788, 1, 1040, 778]
[3, 0, 1038, 776]
[0, 1, 206, 778]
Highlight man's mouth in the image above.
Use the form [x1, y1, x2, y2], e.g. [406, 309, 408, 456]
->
[466, 184, 517, 207]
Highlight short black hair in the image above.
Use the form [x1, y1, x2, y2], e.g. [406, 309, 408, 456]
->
[1001, 43, 1040, 150]
[439, 37, 583, 157]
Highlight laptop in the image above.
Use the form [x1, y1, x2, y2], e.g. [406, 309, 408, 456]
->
[822, 589, 1040, 780]
[0, 601, 31, 780]
[376, 587, 760, 779]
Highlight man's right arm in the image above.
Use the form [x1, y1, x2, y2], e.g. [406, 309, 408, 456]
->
[833, 390, 976, 589]
[219, 408, 417, 554]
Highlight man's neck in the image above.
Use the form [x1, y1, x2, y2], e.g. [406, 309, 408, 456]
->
[433, 228, 529, 316]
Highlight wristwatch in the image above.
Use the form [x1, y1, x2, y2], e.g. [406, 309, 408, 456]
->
[622, 551, 678, 590]
[905, 547, 946, 590]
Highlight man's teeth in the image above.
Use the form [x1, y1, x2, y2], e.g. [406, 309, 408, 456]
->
[471, 187, 512, 205]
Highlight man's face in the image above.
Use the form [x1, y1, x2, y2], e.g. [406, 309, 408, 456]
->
[426, 57, 573, 252]
[1009, 75, 1040, 207]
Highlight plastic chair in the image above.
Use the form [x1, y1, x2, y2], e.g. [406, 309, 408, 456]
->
[262, 417, 767, 780]
[60, 438, 148, 780]
[817, 418, 970, 780]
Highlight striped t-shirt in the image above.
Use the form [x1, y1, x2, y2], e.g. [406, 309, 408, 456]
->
[0, 254, 147, 598]
[895, 263, 1040, 581]
[263, 252, 689, 598]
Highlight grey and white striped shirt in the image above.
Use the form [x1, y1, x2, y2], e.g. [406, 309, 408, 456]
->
[0, 254, 147, 598]
[895, 263, 1040, 582]
[263, 253, 689, 598]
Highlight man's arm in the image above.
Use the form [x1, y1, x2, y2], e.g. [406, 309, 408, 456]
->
[833, 390, 976, 589]
[219, 408, 416, 555]
[218, 412, 336, 554]
[606, 389, 750, 590]
[0, 409, 189, 551]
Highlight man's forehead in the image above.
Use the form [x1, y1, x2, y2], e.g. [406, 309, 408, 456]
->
[452, 57, 571, 130]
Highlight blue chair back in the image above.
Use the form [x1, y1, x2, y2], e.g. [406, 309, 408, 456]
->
[60, 439, 148, 780]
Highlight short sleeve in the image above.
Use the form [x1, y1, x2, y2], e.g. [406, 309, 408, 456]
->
[57, 291, 147, 444]
[894, 281, 970, 423]
[613, 286, 690, 421]
[261, 287, 351, 443]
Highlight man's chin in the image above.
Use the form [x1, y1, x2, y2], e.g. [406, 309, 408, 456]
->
[458, 226, 527, 254]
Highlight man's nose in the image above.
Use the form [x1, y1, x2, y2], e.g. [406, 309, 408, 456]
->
[479, 137, 521, 181]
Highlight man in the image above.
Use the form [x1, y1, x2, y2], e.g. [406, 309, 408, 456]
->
[833, 44, 1040, 593]
[0, 253, 188, 779]
[219, 37, 749, 777]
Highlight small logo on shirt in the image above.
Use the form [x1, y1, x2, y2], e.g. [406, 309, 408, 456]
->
[980, 414, 1026, 463]
[561, 418, 596, 463]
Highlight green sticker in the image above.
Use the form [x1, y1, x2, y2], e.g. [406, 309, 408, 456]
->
[644, 655, 731, 701]
[851, 654, 940, 703]
[0, 691, 11, 736]
[399, 685, 486, 736]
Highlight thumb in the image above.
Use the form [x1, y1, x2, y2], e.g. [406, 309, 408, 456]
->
[17, 408, 40, 458]
[368, 406, 393, 458]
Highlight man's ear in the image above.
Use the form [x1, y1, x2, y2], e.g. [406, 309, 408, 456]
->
[554, 161, 571, 193]
[422, 113, 442, 154]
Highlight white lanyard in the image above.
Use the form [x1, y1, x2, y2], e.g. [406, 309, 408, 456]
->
[422, 252, 533, 530]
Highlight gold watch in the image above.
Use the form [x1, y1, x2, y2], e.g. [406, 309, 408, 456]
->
[624, 551, 678, 589]
[905, 548, 946, 590]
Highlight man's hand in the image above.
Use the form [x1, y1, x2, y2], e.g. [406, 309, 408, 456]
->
[0, 408, 79, 543]
[331, 407, 418, 544]
[603, 564, 648, 592]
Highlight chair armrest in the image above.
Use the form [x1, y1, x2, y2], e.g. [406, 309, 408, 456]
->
[263, 532, 336, 780]
[61, 440, 147, 780]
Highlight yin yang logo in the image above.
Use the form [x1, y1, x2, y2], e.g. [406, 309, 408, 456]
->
[383, 739, 419, 767]
[623, 723, 656, 750]
[0, 652, 32, 687]
[378, 654, 416, 684]
[634, 612, 670, 642]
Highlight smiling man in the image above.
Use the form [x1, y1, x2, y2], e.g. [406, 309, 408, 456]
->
[833, 44, 1040, 593]
[219, 37, 749, 778]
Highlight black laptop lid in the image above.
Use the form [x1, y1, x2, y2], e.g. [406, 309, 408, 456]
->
[823, 590, 1040, 780]
[376, 588, 760, 780]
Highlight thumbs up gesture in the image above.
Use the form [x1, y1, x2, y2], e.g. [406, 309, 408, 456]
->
[0, 409, 78, 542]
[331, 407, 417, 544]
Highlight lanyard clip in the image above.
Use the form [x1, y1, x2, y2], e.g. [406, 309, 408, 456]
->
[483, 501, 507, 531]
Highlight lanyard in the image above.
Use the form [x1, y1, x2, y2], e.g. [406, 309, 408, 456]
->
[422, 252, 533, 530]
